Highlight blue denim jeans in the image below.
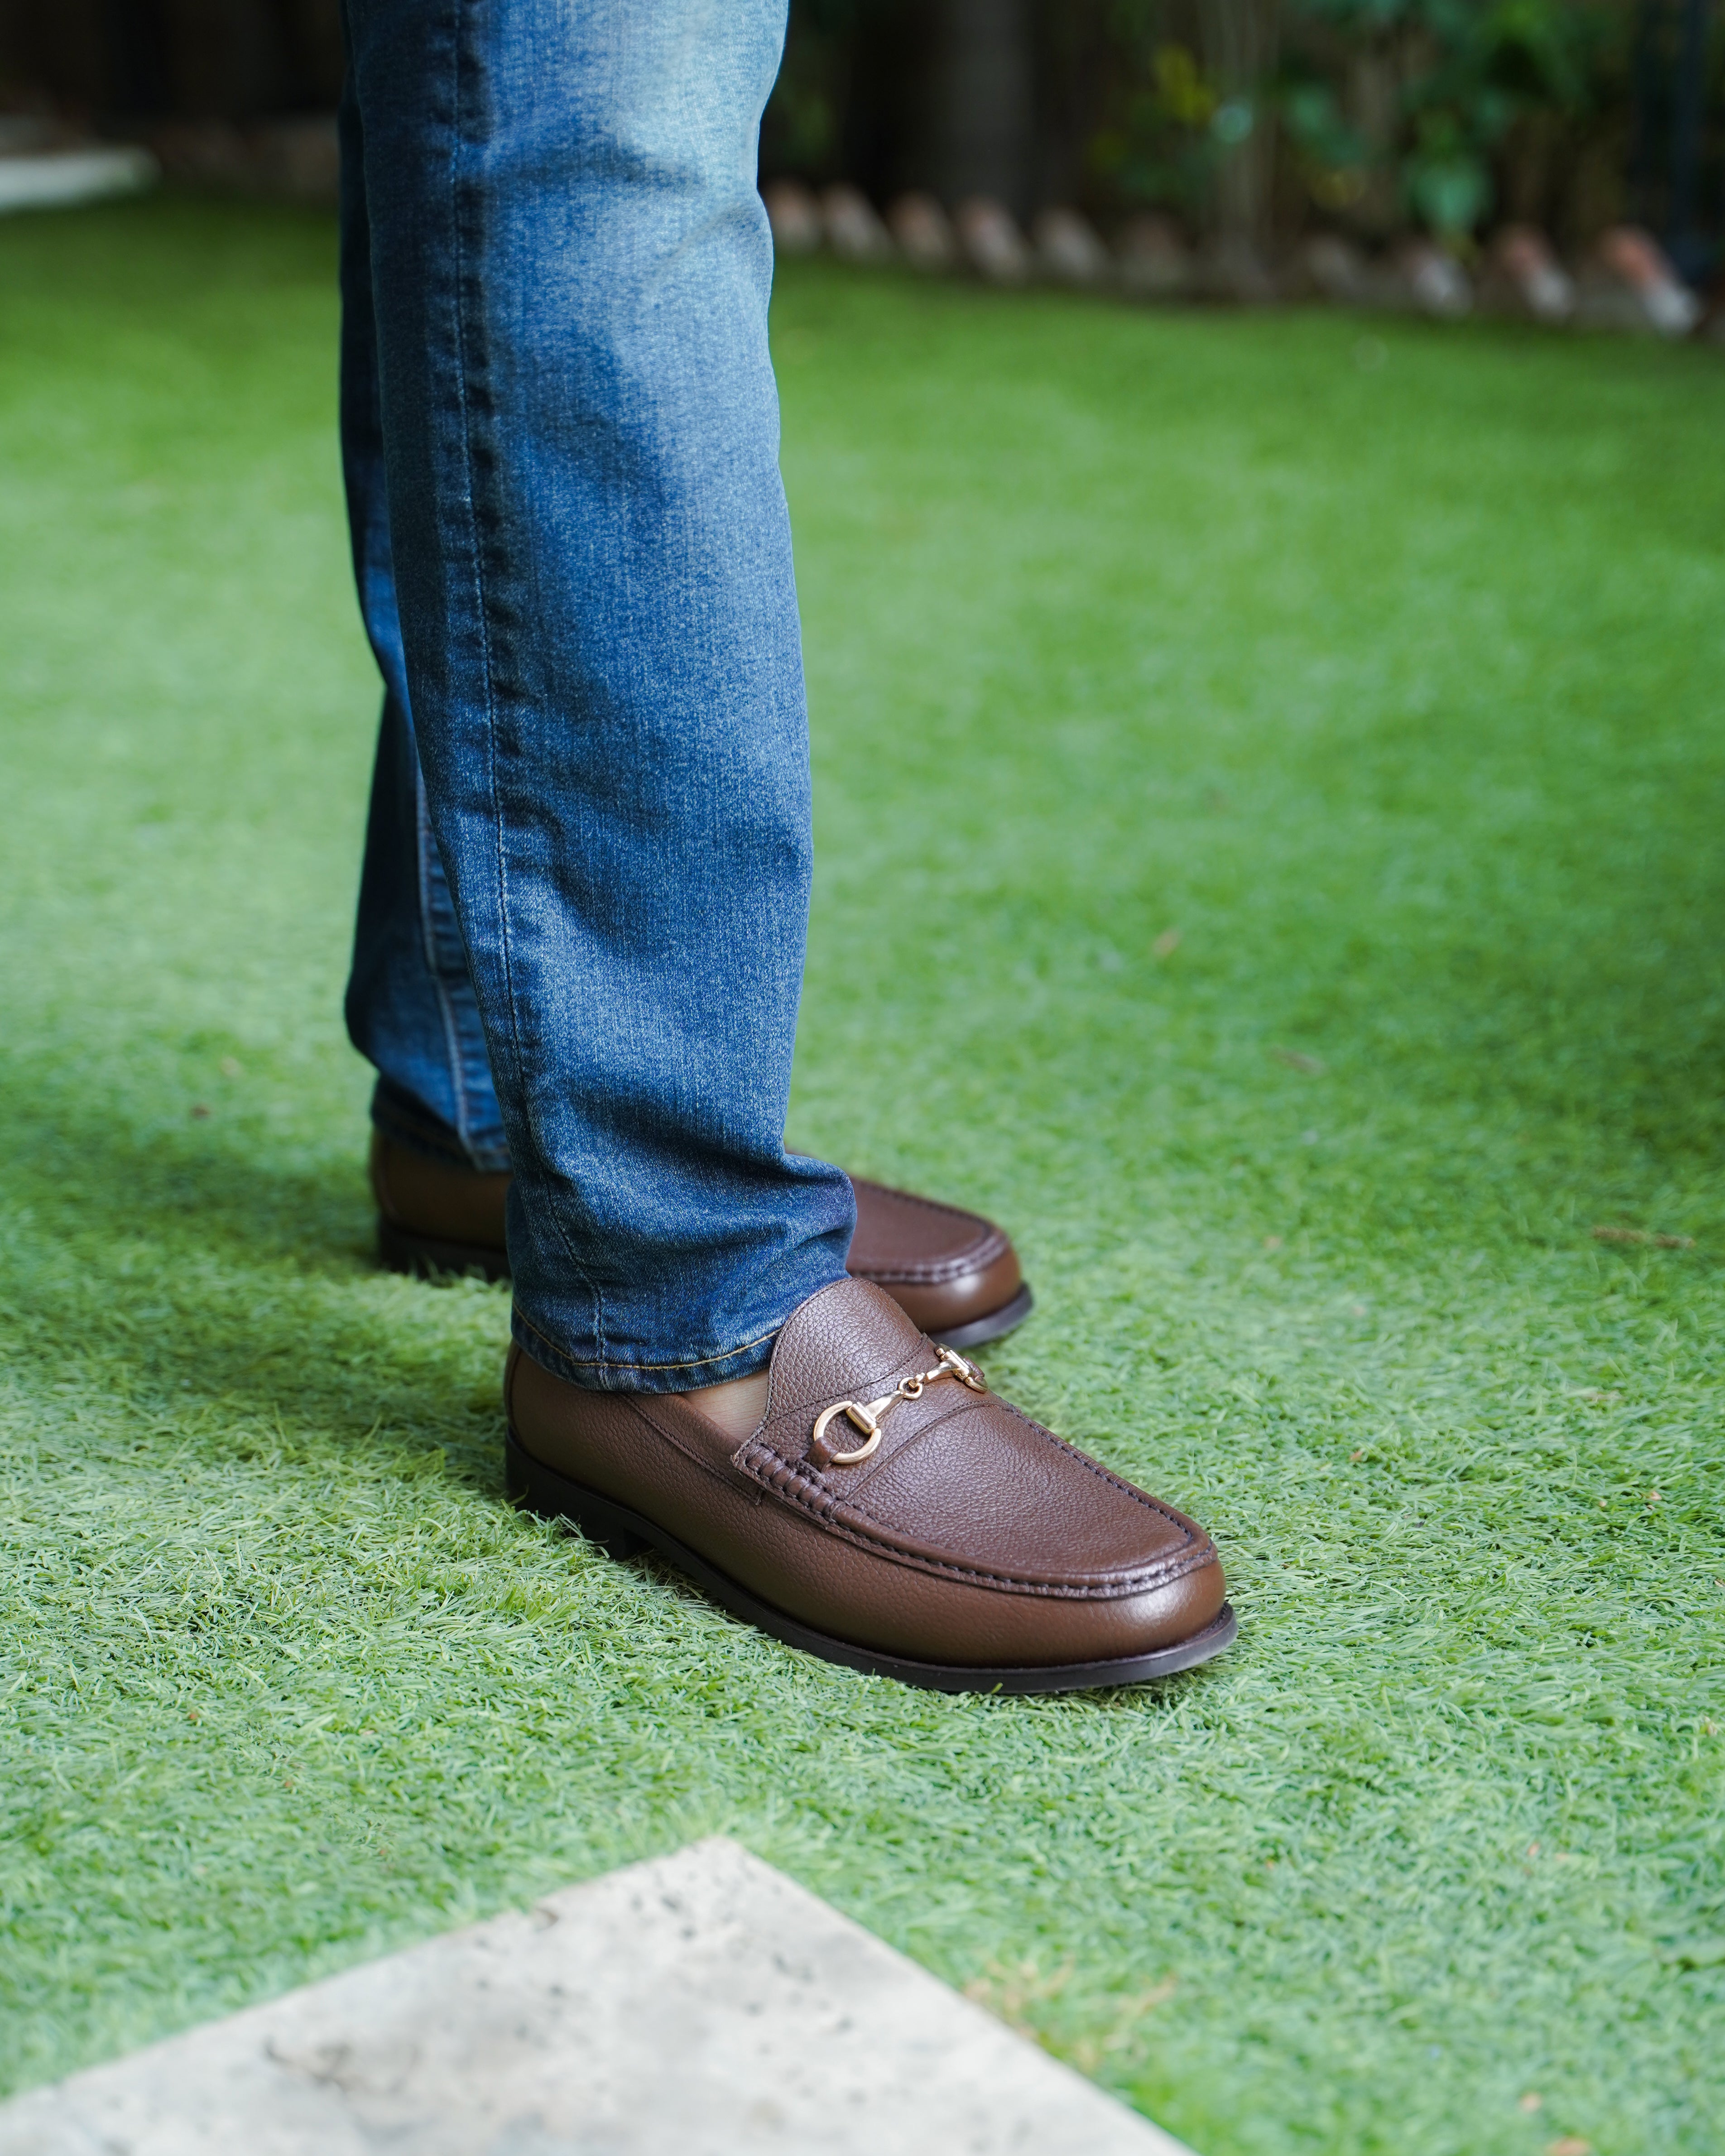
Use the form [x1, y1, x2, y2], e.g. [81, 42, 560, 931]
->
[338, 0, 854, 1390]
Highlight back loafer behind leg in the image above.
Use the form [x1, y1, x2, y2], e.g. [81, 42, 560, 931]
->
[370, 1132, 1035, 1347]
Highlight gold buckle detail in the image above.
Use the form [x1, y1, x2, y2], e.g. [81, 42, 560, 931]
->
[807, 1346, 987, 1470]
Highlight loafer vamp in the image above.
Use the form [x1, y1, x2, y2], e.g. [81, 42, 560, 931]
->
[846, 1176, 1012, 1282]
[743, 1283, 1207, 1593]
[797, 1396, 1206, 1591]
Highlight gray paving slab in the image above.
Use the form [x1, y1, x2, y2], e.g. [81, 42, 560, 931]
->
[0, 1837, 1192, 2156]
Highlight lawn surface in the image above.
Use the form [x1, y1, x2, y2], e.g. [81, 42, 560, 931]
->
[2, 199, 1723, 2156]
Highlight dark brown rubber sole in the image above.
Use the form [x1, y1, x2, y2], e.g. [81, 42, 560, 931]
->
[505, 1426, 1237, 1695]
[380, 1218, 1036, 1349]
[378, 1217, 510, 1285]
[918, 1278, 1034, 1350]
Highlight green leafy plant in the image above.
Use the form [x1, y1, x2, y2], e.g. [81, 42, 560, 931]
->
[1086, 2, 1276, 221]
[1088, 25, 1230, 220]
[1281, 0, 1630, 245]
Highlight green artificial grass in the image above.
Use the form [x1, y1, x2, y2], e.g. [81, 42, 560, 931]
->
[2, 197, 1723, 2156]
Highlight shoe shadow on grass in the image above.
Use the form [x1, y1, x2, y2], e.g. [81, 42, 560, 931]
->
[0, 1067, 378, 1270]
[0, 1072, 514, 1502]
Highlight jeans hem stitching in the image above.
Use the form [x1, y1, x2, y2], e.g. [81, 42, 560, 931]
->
[513, 1305, 780, 1379]
[415, 760, 479, 1154]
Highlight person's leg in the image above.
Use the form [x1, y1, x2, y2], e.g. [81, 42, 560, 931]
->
[338, 118, 1036, 1342]
[339, 121, 508, 1176]
[340, 0, 852, 1390]
[335, 0, 1233, 1693]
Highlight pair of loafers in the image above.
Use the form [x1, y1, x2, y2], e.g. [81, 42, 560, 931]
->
[374, 1134, 1234, 1693]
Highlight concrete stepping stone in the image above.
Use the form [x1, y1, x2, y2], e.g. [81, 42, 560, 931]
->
[1578, 225, 1701, 338]
[1033, 208, 1110, 287]
[0, 1838, 1191, 2156]
[1480, 225, 1576, 324]
[0, 144, 158, 215]
[1115, 215, 1192, 302]
[1198, 237, 1278, 307]
[1396, 240, 1473, 320]
[1296, 233, 1372, 306]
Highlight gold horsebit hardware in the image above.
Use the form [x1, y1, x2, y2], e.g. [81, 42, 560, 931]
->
[807, 1345, 988, 1469]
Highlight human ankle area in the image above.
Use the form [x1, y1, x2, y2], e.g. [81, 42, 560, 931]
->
[679, 1368, 770, 1441]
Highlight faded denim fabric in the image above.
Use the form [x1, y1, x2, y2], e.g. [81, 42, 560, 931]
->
[338, 0, 855, 1390]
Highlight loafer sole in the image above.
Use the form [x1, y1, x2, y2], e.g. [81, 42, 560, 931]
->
[505, 1426, 1236, 1694]
[919, 1278, 1034, 1349]
[381, 1220, 1036, 1350]
[379, 1217, 510, 1285]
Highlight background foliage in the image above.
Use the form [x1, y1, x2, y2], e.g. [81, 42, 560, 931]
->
[0, 0, 1714, 261]
[761, 0, 1718, 263]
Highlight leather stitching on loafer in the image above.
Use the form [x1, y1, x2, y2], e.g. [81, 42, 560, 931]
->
[847, 1183, 1013, 1284]
[734, 1443, 1208, 1597]
[852, 1252, 1012, 1285]
[732, 1417, 1209, 1598]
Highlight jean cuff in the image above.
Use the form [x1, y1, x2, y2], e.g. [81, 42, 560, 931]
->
[370, 1078, 513, 1175]
[508, 1302, 799, 1396]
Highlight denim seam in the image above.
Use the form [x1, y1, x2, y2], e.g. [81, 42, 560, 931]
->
[414, 762, 477, 1152]
[447, 0, 603, 1355]
[514, 1306, 780, 1378]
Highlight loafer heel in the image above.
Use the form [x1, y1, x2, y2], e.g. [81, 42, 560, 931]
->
[506, 1427, 649, 1558]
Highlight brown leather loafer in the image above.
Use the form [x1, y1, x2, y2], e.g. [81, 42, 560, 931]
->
[371, 1132, 1034, 1349]
[505, 1277, 1234, 1693]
